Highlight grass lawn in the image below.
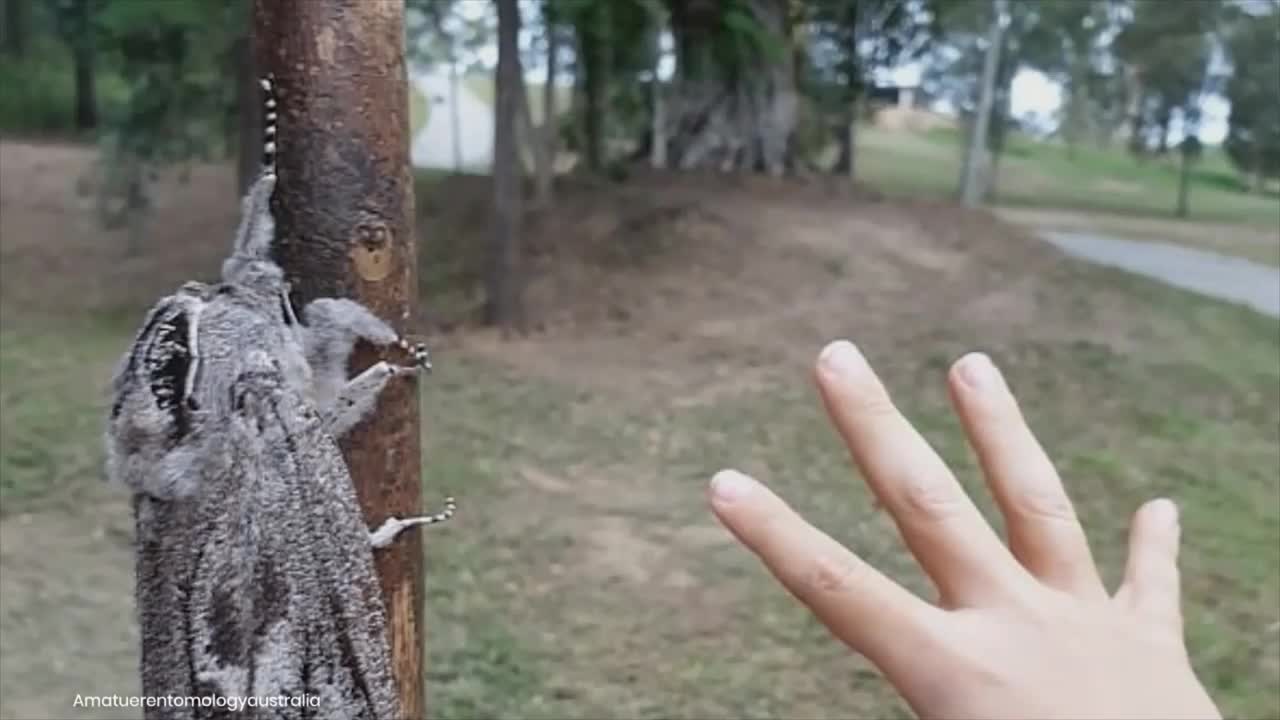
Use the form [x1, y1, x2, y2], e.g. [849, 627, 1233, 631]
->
[3, 259, 1277, 719]
[1, 150, 1277, 719]
[857, 125, 1280, 230]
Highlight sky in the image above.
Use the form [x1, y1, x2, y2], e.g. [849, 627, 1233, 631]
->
[1007, 68, 1230, 144]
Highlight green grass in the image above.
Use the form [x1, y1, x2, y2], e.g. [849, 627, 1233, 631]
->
[857, 125, 1280, 229]
[0, 317, 125, 509]
[413, 268, 1280, 718]
[1, 171, 1277, 718]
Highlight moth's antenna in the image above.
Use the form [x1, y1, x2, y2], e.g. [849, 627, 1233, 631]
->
[260, 74, 278, 173]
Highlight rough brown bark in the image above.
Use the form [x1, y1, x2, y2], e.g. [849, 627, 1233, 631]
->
[251, 1, 425, 717]
[488, 0, 524, 330]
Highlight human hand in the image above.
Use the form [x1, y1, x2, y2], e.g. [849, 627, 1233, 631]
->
[708, 341, 1221, 720]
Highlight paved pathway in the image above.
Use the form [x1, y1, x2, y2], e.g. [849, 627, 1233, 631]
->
[1042, 230, 1280, 318]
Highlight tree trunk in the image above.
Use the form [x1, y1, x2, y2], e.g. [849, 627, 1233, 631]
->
[1176, 147, 1192, 218]
[251, 2, 424, 717]
[1156, 108, 1171, 155]
[449, 44, 463, 171]
[664, 0, 796, 173]
[536, 17, 559, 203]
[515, 47, 545, 188]
[846, 93, 862, 181]
[959, 0, 1004, 207]
[986, 67, 1014, 202]
[579, 3, 606, 173]
[651, 75, 667, 169]
[649, 20, 667, 170]
[1064, 58, 1085, 160]
[488, 0, 524, 330]
[71, 41, 96, 130]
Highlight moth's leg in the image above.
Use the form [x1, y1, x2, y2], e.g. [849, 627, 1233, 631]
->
[323, 360, 420, 437]
[302, 298, 431, 378]
[368, 497, 457, 549]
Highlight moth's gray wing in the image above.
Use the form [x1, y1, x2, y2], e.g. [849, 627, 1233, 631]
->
[136, 354, 397, 720]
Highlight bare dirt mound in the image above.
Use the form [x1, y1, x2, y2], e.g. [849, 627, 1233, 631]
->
[424, 170, 1098, 405]
[0, 141, 238, 321]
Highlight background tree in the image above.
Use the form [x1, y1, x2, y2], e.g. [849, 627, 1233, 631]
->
[1114, 0, 1224, 215]
[921, 0, 1034, 198]
[1114, 0, 1223, 159]
[1223, 0, 1280, 191]
[489, 0, 524, 330]
[1020, 0, 1111, 159]
[92, 0, 244, 235]
[805, 0, 935, 180]
[50, 0, 101, 131]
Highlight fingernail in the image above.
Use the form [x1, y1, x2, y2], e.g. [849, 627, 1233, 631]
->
[819, 340, 865, 377]
[1149, 498, 1179, 528]
[711, 469, 754, 503]
[957, 352, 998, 390]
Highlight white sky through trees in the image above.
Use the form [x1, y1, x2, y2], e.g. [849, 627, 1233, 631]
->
[425, 0, 1231, 145]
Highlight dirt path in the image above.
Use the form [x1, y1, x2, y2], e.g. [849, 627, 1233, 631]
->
[1041, 230, 1280, 318]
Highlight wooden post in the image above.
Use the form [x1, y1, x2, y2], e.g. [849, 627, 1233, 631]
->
[251, 1, 425, 717]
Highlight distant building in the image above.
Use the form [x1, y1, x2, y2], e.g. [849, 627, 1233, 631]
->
[866, 84, 919, 110]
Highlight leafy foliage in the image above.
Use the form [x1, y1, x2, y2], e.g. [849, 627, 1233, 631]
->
[91, 0, 245, 226]
[1223, 3, 1280, 180]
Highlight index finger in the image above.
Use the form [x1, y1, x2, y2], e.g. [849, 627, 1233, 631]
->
[708, 469, 943, 674]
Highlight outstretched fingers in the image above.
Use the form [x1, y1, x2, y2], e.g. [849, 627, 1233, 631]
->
[813, 341, 1030, 607]
[708, 470, 943, 673]
[947, 353, 1105, 599]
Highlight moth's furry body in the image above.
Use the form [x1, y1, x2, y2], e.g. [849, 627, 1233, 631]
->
[105, 76, 452, 719]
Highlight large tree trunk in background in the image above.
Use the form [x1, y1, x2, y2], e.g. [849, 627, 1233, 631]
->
[664, 0, 797, 173]
[536, 17, 559, 204]
[488, 0, 524, 330]
[252, 0, 424, 715]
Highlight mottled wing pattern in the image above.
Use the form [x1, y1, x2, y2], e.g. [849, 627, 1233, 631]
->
[135, 352, 397, 720]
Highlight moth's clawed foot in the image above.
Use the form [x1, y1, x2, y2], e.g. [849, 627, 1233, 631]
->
[368, 497, 457, 548]
[395, 337, 433, 374]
